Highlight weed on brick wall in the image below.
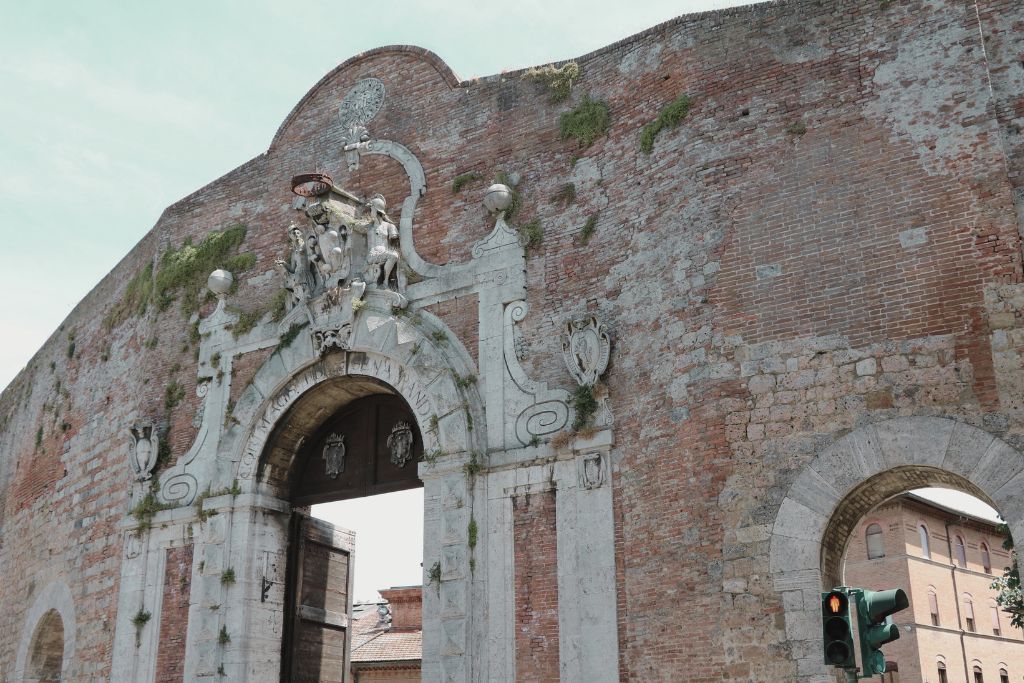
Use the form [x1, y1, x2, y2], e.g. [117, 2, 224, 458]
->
[155, 225, 255, 317]
[560, 97, 610, 148]
[523, 61, 580, 103]
[639, 94, 692, 154]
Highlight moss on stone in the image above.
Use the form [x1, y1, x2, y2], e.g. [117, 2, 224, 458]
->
[451, 171, 483, 194]
[579, 213, 598, 245]
[104, 262, 154, 330]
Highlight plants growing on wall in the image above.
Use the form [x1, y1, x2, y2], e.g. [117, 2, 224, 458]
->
[451, 171, 483, 194]
[523, 61, 580, 103]
[155, 225, 255, 317]
[560, 97, 610, 148]
[639, 94, 693, 154]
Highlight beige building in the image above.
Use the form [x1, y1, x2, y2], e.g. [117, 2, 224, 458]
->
[349, 587, 422, 682]
[844, 494, 1023, 683]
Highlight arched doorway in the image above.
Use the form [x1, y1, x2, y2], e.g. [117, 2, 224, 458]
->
[768, 417, 1024, 681]
[26, 610, 64, 683]
[259, 374, 424, 682]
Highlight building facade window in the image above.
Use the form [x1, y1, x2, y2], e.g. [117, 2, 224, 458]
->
[928, 590, 940, 626]
[991, 605, 1001, 636]
[981, 542, 992, 574]
[964, 595, 975, 632]
[866, 523, 885, 559]
[937, 662, 948, 683]
[998, 667, 1008, 683]
[919, 524, 931, 559]
[955, 535, 967, 567]
[974, 665, 984, 683]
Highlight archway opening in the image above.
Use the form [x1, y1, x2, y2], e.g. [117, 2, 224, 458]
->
[261, 371, 424, 683]
[26, 609, 64, 683]
[827, 470, 1021, 682]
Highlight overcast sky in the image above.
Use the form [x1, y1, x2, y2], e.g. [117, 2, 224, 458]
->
[0, 1, 1005, 602]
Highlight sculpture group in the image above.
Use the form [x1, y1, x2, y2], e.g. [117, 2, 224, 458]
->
[277, 173, 407, 354]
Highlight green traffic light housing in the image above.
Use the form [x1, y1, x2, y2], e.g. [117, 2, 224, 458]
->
[854, 588, 909, 676]
[821, 589, 856, 669]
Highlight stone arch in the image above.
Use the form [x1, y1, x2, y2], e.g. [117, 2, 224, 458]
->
[14, 581, 76, 683]
[768, 416, 1024, 681]
[230, 309, 482, 497]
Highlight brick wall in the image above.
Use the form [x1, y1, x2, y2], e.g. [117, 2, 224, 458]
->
[155, 545, 193, 682]
[0, 0, 1022, 680]
[513, 491, 559, 681]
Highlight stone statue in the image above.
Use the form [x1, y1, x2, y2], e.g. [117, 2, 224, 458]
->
[359, 194, 402, 291]
[275, 224, 314, 309]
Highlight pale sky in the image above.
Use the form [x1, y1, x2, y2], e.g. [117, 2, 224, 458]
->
[0, 1, 1007, 604]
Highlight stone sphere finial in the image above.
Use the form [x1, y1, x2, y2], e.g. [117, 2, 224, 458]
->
[207, 269, 233, 298]
[484, 184, 513, 214]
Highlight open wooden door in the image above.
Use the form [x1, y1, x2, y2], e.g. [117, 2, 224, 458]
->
[282, 513, 355, 683]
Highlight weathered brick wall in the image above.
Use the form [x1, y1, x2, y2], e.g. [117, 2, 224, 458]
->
[0, 0, 1022, 679]
[155, 544, 193, 682]
[512, 491, 559, 681]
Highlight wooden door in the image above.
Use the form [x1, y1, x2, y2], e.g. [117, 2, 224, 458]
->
[282, 514, 355, 683]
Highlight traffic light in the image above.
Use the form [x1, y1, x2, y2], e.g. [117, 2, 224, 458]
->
[821, 589, 856, 669]
[854, 588, 909, 676]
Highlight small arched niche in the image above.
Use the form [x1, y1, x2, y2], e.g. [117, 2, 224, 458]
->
[25, 609, 64, 683]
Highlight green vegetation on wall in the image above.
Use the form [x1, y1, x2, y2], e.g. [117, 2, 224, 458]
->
[639, 94, 693, 154]
[523, 61, 580, 103]
[560, 97, 610, 148]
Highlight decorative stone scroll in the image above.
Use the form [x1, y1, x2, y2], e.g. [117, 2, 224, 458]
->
[128, 422, 159, 481]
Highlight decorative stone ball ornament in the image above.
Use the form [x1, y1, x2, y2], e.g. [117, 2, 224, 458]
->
[483, 183, 513, 214]
[207, 269, 234, 298]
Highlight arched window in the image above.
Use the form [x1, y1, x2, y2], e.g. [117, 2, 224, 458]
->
[964, 595, 976, 632]
[928, 589, 940, 626]
[991, 603, 1001, 636]
[866, 523, 885, 559]
[937, 661, 948, 683]
[998, 667, 1008, 683]
[955, 535, 967, 567]
[973, 665, 984, 683]
[919, 524, 931, 559]
[981, 542, 991, 573]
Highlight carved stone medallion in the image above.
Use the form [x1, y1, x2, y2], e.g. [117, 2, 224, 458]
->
[387, 421, 414, 467]
[338, 78, 385, 130]
[562, 316, 611, 386]
[322, 433, 346, 479]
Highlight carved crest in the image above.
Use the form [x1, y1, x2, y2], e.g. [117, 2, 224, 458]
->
[128, 422, 159, 481]
[387, 421, 414, 467]
[562, 316, 611, 386]
[322, 433, 346, 479]
[339, 78, 385, 132]
[579, 452, 605, 490]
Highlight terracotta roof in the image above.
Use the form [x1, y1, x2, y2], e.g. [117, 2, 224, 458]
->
[350, 602, 421, 664]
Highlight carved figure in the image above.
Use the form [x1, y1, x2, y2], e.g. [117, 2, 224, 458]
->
[128, 422, 159, 481]
[322, 433, 346, 479]
[361, 194, 401, 291]
[387, 421, 414, 467]
[275, 224, 314, 308]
